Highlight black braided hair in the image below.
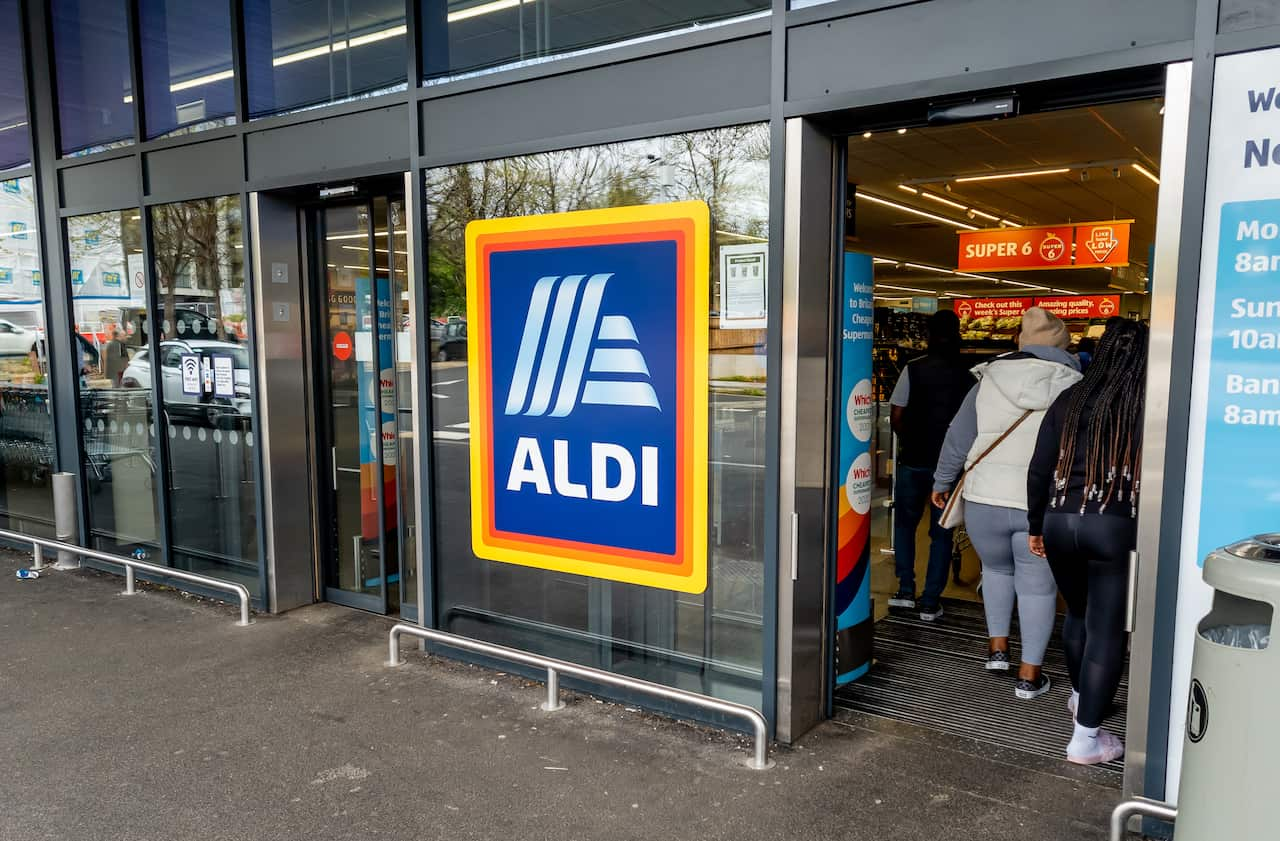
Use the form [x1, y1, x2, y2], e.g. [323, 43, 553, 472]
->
[1051, 320, 1150, 517]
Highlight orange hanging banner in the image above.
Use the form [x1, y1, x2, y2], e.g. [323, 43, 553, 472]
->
[957, 220, 1133, 271]
[957, 225, 1074, 271]
[1073, 221, 1132, 267]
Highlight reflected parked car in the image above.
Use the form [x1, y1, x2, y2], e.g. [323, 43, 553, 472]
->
[121, 339, 252, 421]
[431, 320, 466, 361]
[0, 318, 40, 356]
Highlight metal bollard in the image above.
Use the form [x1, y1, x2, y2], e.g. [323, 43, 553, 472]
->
[31, 543, 44, 571]
[541, 667, 565, 712]
[52, 472, 78, 569]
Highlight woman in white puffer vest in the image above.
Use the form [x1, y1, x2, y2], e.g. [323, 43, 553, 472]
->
[931, 307, 1082, 701]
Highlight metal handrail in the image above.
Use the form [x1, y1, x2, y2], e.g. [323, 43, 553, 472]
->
[387, 623, 772, 770]
[3, 527, 252, 627]
[1110, 797, 1177, 840]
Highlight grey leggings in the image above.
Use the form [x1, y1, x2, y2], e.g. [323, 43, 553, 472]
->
[964, 501, 1057, 666]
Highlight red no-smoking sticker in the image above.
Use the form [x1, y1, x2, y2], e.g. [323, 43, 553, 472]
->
[332, 331, 353, 361]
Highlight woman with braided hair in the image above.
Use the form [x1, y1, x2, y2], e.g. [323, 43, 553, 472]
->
[1027, 319, 1149, 766]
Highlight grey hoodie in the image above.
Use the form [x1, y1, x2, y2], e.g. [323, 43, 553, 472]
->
[933, 346, 1082, 499]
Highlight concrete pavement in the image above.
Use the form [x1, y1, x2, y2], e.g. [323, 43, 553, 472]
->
[1, 558, 1127, 840]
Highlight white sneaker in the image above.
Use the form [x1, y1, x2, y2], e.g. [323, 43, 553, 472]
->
[1067, 729, 1125, 765]
[1068, 692, 1078, 719]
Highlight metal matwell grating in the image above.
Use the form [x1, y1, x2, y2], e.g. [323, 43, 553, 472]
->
[833, 598, 1127, 776]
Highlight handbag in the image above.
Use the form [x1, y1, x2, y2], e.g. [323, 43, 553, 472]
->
[939, 409, 1034, 529]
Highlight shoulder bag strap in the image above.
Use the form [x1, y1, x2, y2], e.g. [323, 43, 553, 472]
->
[965, 409, 1034, 472]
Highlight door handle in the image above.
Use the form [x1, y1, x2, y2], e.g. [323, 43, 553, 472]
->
[332, 445, 338, 491]
[1125, 549, 1140, 633]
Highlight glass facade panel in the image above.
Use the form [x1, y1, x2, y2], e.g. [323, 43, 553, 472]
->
[0, 0, 31, 170]
[139, 0, 237, 139]
[425, 124, 770, 708]
[151, 196, 260, 596]
[1220, 0, 1280, 31]
[52, 0, 135, 156]
[423, 0, 770, 81]
[243, 0, 407, 119]
[69, 209, 155, 554]
[0, 177, 53, 535]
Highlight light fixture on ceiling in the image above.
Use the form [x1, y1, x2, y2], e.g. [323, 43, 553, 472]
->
[903, 262, 956, 275]
[1132, 162, 1161, 185]
[876, 282, 938, 295]
[916, 189, 967, 212]
[274, 24, 408, 67]
[999, 279, 1051, 291]
[899, 184, 1011, 225]
[954, 167, 1071, 183]
[856, 192, 979, 230]
[896, 128, 908, 135]
[170, 69, 235, 94]
[449, 0, 531, 22]
[862, 131, 872, 139]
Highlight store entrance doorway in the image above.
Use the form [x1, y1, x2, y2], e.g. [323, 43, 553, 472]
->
[823, 73, 1175, 776]
[305, 188, 411, 615]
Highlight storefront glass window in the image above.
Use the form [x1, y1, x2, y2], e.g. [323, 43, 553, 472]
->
[243, 0, 407, 119]
[69, 209, 155, 555]
[139, 0, 237, 139]
[150, 196, 260, 596]
[423, 1, 770, 81]
[425, 124, 770, 708]
[0, 0, 31, 170]
[0, 177, 53, 535]
[51, 0, 135, 156]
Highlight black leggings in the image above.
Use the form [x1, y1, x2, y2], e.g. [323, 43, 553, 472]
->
[1043, 513, 1136, 729]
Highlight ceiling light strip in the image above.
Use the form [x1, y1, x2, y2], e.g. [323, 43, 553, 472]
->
[954, 167, 1071, 183]
[448, 0, 530, 23]
[1131, 162, 1161, 185]
[855, 192, 978, 230]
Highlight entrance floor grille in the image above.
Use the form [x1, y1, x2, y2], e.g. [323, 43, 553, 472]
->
[833, 598, 1127, 776]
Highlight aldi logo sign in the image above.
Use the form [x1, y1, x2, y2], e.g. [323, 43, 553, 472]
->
[465, 202, 709, 593]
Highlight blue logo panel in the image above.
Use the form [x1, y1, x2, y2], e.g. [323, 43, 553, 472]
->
[488, 242, 678, 556]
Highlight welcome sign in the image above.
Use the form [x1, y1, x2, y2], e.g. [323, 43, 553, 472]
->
[465, 202, 709, 593]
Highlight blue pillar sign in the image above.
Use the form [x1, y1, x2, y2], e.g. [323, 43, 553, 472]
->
[833, 252, 875, 684]
[1170, 48, 1280, 797]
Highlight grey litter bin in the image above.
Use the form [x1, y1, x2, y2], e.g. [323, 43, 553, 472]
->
[1174, 535, 1279, 841]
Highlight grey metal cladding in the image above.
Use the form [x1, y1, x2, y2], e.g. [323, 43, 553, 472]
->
[787, 0, 1198, 102]
[59, 155, 137, 212]
[422, 35, 771, 165]
[246, 104, 410, 186]
[145, 137, 243, 202]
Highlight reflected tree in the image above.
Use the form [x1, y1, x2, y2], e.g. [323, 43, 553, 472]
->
[424, 124, 769, 319]
[151, 197, 242, 341]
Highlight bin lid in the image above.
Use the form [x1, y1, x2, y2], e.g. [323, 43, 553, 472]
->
[1225, 534, 1280, 562]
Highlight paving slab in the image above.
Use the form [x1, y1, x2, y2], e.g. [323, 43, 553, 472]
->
[0, 559, 1128, 841]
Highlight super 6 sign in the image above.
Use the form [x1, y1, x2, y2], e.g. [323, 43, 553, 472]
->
[465, 202, 710, 593]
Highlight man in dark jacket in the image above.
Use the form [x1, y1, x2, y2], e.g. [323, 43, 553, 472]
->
[888, 310, 974, 621]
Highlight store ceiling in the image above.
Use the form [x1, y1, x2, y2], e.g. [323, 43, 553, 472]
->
[846, 98, 1164, 300]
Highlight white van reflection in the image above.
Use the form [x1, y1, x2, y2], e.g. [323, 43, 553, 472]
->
[121, 339, 252, 423]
